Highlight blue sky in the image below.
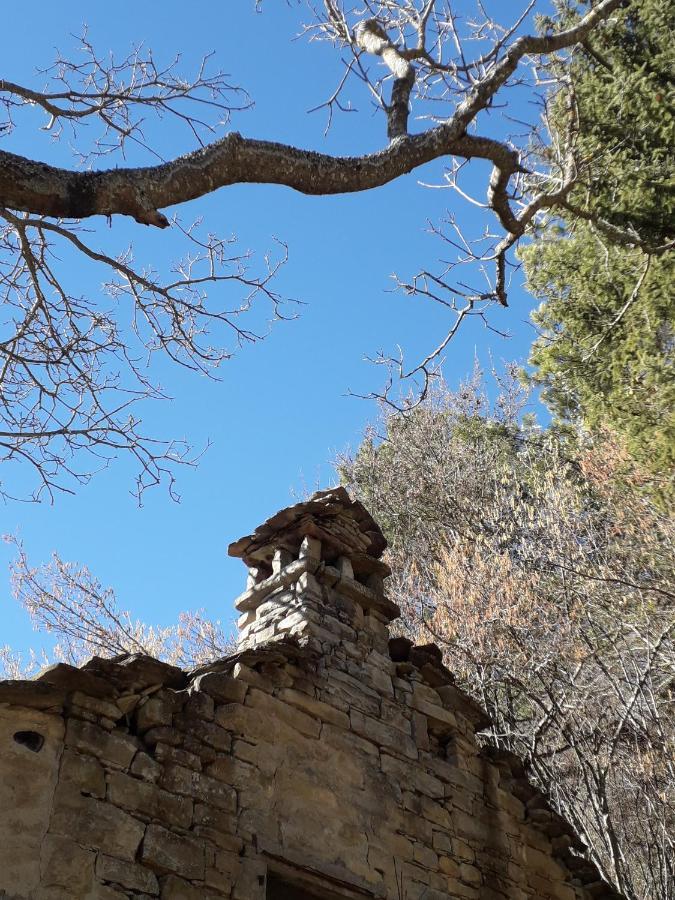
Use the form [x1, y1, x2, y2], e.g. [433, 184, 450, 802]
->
[1, 2, 546, 657]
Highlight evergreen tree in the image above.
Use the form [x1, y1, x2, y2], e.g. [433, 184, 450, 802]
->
[522, 0, 674, 486]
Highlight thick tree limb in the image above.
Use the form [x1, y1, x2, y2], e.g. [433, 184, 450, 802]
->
[0, 0, 622, 230]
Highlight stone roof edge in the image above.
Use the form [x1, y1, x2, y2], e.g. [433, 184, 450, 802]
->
[0, 639, 312, 712]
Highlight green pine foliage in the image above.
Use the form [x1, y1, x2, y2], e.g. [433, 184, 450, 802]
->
[523, 0, 674, 485]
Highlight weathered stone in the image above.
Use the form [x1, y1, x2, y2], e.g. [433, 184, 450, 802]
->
[275, 686, 350, 729]
[135, 695, 175, 732]
[67, 691, 122, 722]
[161, 763, 237, 812]
[245, 687, 321, 739]
[96, 853, 160, 894]
[87, 884, 130, 900]
[143, 725, 184, 748]
[160, 874, 216, 899]
[41, 834, 96, 894]
[154, 741, 203, 771]
[36, 662, 116, 699]
[173, 713, 232, 751]
[82, 653, 186, 692]
[350, 708, 417, 760]
[65, 718, 138, 769]
[141, 825, 205, 880]
[107, 771, 193, 827]
[50, 794, 145, 861]
[59, 748, 106, 798]
[0, 706, 64, 898]
[186, 689, 215, 721]
[193, 672, 248, 705]
[206, 754, 258, 791]
[131, 750, 163, 782]
[0, 679, 66, 710]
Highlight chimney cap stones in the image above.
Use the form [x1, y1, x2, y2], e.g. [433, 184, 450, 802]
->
[228, 487, 388, 573]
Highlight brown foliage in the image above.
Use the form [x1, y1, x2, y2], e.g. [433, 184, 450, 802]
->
[339, 371, 674, 899]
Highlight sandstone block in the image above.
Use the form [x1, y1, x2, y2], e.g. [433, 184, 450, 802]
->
[131, 750, 163, 782]
[349, 709, 417, 760]
[460, 862, 482, 886]
[96, 853, 159, 894]
[186, 690, 215, 721]
[413, 843, 439, 870]
[107, 771, 193, 828]
[275, 687, 350, 729]
[161, 764, 237, 812]
[245, 688, 321, 739]
[155, 741, 203, 771]
[141, 825, 205, 880]
[135, 695, 174, 733]
[88, 885, 131, 899]
[173, 713, 232, 752]
[41, 834, 95, 894]
[65, 718, 138, 769]
[206, 755, 258, 791]
[68, 691, 122, 722]
[319, 722, 380, 761]
[49, 794, 145, 861]
[160, 874, 222, 899]
[193, 672, 248, 705]
[0, 707, 64, 898]
[143, 725, 184, 748]
[59, 748, 106, 798]
[412, 697, 457, 736]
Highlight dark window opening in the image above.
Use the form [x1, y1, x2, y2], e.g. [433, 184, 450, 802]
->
[13, 730, 44, 753]
[267, 873, 328, 900]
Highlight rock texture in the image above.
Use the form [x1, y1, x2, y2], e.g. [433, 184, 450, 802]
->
[0, 489, 624, 899]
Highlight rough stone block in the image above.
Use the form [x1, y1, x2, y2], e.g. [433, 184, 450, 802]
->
[131, 750, 163, 782]
[41, 834, 96, 894]
[161, 763, 236, 812]
[96, 853, 160, 894]
[349, 709, 417, 760]
[141, 825, 205, 880]
[193, 672, 248, 705]
[143, 725, 184, 748]
[245, 688, 321, 739]
[65, 718, 138, 770]
[59, 748, 106, 798]
[49, 794, 145, 861]
[174, 713, 232, 752]
[67, 691, 122, 722]
[275, 687, 350, 729]
[135, 695, 175, 733]
[107, 771, 193, 828]
[155, 741, 203, 771]
[160, 874, 223, 899]
[186, 690, 215, 721]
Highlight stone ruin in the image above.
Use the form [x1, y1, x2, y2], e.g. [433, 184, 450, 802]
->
[0, 487, 625, 900]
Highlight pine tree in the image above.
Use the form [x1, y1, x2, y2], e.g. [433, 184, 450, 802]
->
[522, 0, 674, 488]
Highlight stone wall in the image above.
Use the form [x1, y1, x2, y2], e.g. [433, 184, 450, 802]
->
[0, 489, 623, 900]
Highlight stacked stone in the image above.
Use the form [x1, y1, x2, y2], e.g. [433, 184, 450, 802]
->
[230, 487, 396, 657]
[0, 489, 626, 900]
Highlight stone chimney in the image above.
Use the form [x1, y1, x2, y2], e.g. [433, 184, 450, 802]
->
[228, 487, 399, 657]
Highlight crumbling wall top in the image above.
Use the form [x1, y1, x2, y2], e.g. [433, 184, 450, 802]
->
[228, 487, 387, 572]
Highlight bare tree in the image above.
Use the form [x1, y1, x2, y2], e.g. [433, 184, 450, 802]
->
[339, 373, 675, 899]
[0, 36, 289, 501]
[0, 1, 634, 497]
[1, 535, 234, 671]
